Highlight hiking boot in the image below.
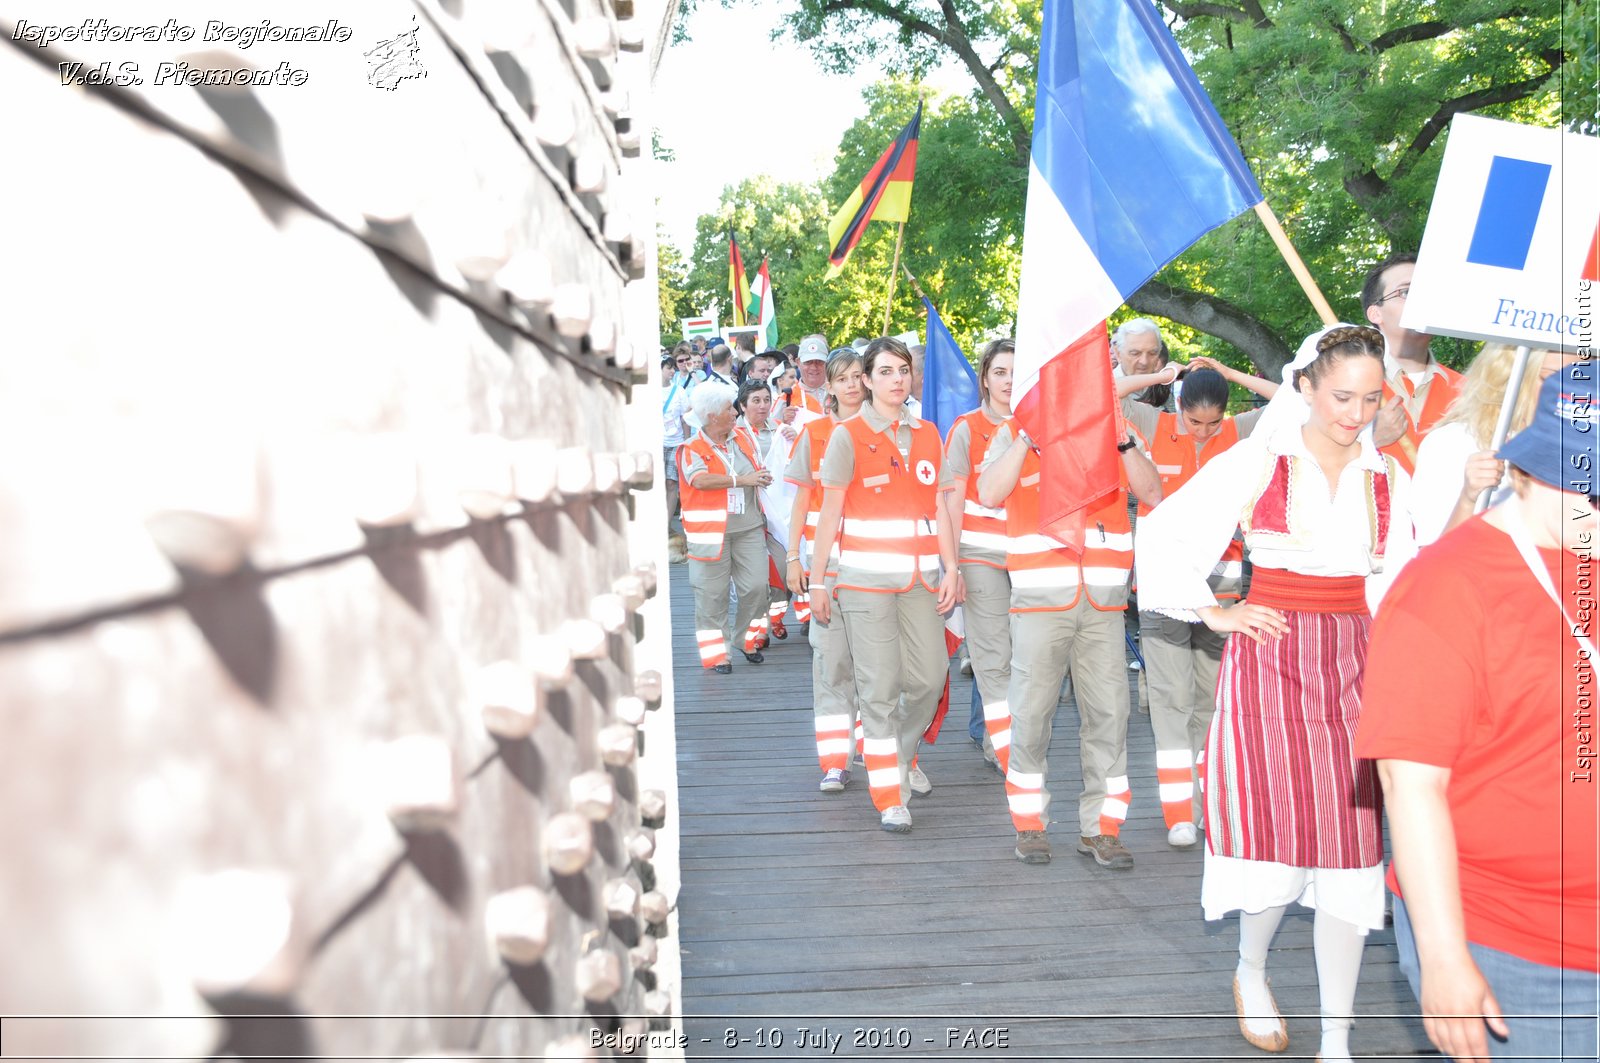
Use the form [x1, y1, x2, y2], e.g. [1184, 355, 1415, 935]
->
[1077, 834, 1134, 869]
[880, 805, 912, 833]
[819, 768, 848, 793]
[908, 765, 932, 795]
[1014, 830, 1051, 865]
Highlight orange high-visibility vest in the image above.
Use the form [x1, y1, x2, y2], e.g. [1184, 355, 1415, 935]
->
[677, 428, 763, 562]
[787, 385, 826, 416]
[1381, 364, 1462, 475]
[1005, 444, 1132, 612]
[788, 416, 842, 578]
[1143, 411, 1244, 598]
[948, 409, 1009, 569]
[833, 413, 944, 594]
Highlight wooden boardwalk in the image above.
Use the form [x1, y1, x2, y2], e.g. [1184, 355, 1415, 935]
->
[668, 565, 1436, 1061]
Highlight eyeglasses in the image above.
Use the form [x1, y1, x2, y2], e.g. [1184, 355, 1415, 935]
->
[674, 358, 690, 365]
[1375, 284, 1410, 305]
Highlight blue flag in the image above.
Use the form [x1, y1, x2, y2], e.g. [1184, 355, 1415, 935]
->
[921, 297, 980, 439]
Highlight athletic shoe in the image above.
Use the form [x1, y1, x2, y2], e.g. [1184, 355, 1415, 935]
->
[1076, 834, 1134, 869]
[1168, 822, 1200, 848]
[880, 805, 912, 832]
[908, 765, 932, 795]
[819, 768, 848, 793]
[1014, 830, 1051, 864]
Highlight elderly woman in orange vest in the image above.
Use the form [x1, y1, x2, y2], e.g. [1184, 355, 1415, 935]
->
[1115, 359, 1277, 849]
[808, 338, 960, 833]
[784, 350, 867, 791]
[1137, 325, 1417, 1063]
[940, 339, 1015, 770]
[678, 381, 773, 674]
[976, 389, 1163, 870]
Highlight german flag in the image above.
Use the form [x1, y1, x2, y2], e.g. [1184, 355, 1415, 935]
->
[728, 232, 750, 327]
[825, 102, 922, 278]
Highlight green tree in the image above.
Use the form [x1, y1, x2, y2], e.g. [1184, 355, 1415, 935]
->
[774, 0, 1583, 375]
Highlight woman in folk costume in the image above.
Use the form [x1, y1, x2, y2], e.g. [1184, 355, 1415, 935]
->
[1117, 360, 1277, 849]
[940, 340, 1015, 769]
[736, 379, 798, 646]
[808, 338, 961, 832]
[1136, 325, 1417, 1063]
[783, 350, 867, 791]
[678, 382, 773, 674]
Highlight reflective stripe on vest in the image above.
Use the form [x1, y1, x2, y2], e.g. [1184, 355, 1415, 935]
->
[950, 410, 1009, 568]
[799, 417, 840, 577]
[1143, 410, 1244, 599]
[677, 428, 762, 562]
[833, 414, 943, 594]
[1004, 449, 1132, 611]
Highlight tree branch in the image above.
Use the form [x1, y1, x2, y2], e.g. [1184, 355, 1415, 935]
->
[1328, 18, 1358, 53]
[1369, 20, 1447, 51]
[1127, 281, 1294, 377]
[1391, 53, 1564, 183]
[818, 0, 1032, 164]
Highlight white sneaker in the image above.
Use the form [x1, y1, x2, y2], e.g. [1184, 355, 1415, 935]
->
[880, 805, 913, 832]
[908, 765, 932, 795]
[1167, 821, 1200, 848]
[819, 768, 848, 793]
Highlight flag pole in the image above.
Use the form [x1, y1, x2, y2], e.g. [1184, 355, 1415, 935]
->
[883, 221, 907, 334]
[1253, 202, 1337, 325]
[900, 262, 929, 302]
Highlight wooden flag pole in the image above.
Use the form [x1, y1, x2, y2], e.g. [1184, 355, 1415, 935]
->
[1253, 202, 1338, 325]
[883, 221, 907, 335]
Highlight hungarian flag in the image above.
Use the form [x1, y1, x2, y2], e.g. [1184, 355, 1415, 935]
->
[728, 233, 750, 328]
[747, 257, 779, 350]
[825, 102, 922, 278]
[1013, 0, 1263, 549]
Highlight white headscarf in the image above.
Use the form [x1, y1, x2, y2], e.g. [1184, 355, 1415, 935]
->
[1252, 323, 1379, 443]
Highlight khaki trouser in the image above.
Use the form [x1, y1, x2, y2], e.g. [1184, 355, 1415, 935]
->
[1139, 609, 1224, 825]
[960, 562, 1012, 759]
[836, 585, 944, 810]
[1008, 599, 1130, 836]
[809, 574, 859, 772]
[687, 524, 769, 663]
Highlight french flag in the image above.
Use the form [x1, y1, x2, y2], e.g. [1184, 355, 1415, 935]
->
[1014, 0, 1263, 546]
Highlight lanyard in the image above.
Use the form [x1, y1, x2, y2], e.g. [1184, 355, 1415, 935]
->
[662, 375, 682, 414]
[1505, 497, 1597, 664]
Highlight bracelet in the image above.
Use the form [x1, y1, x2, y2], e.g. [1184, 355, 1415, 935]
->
[786, 555, 800, 562]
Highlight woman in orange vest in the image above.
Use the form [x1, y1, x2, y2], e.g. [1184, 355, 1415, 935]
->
[1137, 325, 1417, 1063]
[976, 387, 1162, 869]
[940, 339, 1015, 770]
[783, 350, 867, 791]
[678, 382, 773, 674]
[737, 379, 798, 646]
[807, 338, 960, 833]
[1119, 360, 1277, 848]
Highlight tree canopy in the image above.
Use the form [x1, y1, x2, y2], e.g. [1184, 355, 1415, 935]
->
[665, 0, 1591, 373]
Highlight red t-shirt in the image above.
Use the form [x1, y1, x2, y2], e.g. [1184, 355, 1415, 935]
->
[1357, 515, 1598, 972]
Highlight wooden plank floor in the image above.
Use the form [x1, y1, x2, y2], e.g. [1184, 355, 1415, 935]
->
[668, 565, 1436, 1061]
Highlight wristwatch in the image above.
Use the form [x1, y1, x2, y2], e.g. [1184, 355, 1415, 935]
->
[1116, 433, 1139, 453]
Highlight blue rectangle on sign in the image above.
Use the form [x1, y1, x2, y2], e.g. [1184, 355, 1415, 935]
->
[1466, 155, 1551, 271]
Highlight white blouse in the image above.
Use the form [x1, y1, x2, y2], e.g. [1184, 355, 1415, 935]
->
[1408, 420, 1513, 547]
[1135, 421, 1416, 621]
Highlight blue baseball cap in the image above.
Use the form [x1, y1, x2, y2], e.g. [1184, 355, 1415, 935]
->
[1498, 361, 1598, 494]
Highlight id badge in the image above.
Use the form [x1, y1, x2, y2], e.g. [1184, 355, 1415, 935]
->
[727, 487, 745, 515]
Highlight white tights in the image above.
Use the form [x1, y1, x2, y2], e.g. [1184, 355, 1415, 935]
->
[1235, 904, 1365, 1062]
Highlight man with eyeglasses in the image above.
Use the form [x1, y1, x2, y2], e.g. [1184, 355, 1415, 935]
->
[1361, 253, 1463, 474]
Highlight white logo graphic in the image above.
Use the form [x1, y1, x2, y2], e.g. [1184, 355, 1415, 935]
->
[915, 459, 936, 485]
